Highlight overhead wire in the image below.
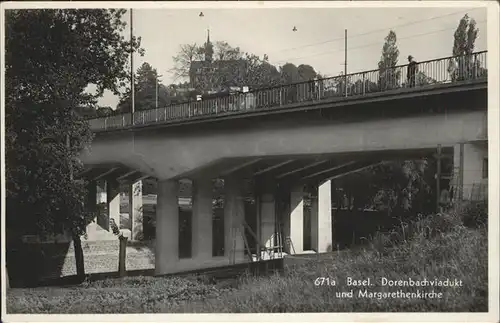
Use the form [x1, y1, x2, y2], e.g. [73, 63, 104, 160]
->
[266, 7, 485, 55]
[271, 19, 487, 65]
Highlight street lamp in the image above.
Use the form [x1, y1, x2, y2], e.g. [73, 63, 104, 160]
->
[199, 11, 209, 41]
[130, 8, 135, 123]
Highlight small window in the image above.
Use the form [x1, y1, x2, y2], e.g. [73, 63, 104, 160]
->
[482, 157, 488, 179]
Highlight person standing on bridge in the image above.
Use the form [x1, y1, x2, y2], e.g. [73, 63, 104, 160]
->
[407, 55, 418, 88]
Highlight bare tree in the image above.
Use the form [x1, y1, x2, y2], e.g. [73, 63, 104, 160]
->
[170, 43, 204, 81]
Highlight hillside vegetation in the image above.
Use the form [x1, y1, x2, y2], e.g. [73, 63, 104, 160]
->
[7, 202, 488, 313]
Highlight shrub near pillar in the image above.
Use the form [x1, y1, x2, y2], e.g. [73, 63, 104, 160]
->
[129, 181, 143, 241]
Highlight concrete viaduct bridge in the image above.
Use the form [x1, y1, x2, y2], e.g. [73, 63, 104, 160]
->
[79, 51, 488, 275]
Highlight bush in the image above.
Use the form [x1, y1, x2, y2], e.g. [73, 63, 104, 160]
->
[452, 201, 488, 228]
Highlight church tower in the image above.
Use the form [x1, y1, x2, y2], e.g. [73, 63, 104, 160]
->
[204, 28, 214, 63]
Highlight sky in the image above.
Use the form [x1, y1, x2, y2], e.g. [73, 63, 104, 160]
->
[92, 6, 488, 109]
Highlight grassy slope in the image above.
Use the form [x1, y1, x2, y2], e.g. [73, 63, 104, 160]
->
[6, 211, 488, 313]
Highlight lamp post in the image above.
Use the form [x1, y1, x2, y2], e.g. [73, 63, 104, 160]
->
[155, 72, 163, 109]
[344, 29, 348, 97]
[130, 8, 135, 124]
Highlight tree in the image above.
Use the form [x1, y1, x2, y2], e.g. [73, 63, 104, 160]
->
[5, 9, 142, 282]
[378, 30, 401, 91]
[337, 159, 433, 216]
[400, 71, 437, 87]
[415, 72, 437, 86]
[245, 53, 281, 88]
[448, 14, 486, 81]
[214, 41, 243, 60]
[277, 63, 302, 103]
[170, 43, 205, 81]
[96, 106, 114, 117]
[349, 79, 379, 95]
[297, 64, 317, 82]
[117, 62, 170, 113]
[333, 72, 351, 96]
[280, 63, 301, 84]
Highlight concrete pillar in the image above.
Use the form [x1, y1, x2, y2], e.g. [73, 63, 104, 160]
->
[285, 185, 304, 254]
[260, 193, 276, 250]
[224, 177, 245, 262]
[155, 179, 179, 275]
[106, 179, 121, 232]
[453, 142, 488, 201]
[129, 181, 143, 240]
[86, 182, 98, 213]
[310, 196, 318, 251]
[192, 178, 213, 261]
[312, 180, 333, 252]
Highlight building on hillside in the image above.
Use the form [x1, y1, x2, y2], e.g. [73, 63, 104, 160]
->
[189, 30, 249, 93]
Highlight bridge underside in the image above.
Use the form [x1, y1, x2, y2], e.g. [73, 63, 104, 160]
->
[78, 140, 487, 275]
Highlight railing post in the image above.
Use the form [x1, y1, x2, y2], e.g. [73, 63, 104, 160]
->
[122, 115, 125, 127]
[473, 53, 477, 79]
[156, 108, 158, 122]
[104, 118, 107, 130]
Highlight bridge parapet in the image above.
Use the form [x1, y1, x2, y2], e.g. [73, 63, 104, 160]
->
[88, 51, 487, 132]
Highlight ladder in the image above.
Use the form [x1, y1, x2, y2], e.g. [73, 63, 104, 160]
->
[275, 220, 284, 258]
[229, 218, 285, 264]
[228, 190, 287, 264]
[229, 225, 253, 265]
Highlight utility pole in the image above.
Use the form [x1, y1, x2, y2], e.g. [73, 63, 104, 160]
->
[344, 29, 348, 97]
[155, 74, 158, 109]
[436, 144, 442, 213]
[130, 8, 135, 125]
[155, 72, 163, 109]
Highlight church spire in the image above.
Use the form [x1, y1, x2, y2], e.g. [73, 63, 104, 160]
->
[204, 28, 213, 63]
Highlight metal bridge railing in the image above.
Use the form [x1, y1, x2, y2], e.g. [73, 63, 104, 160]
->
[88, 51, 487, 131]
